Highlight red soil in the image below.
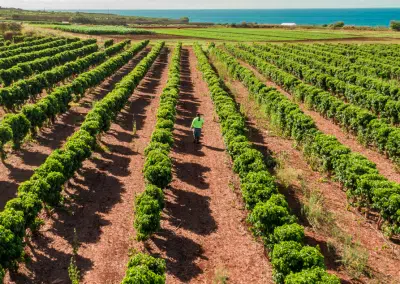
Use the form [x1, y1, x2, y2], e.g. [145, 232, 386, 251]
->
[212, 59, 400, 283]
[138, 47, 273, 283]
[239, 59, 400, 184]
[3, 48, 154, 283]
[0, 49, 150, 211]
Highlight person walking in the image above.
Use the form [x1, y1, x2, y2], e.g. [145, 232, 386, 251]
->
[191, 113, 204, 144]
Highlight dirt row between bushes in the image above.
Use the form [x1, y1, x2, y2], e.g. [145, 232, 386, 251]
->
[5, 46, 275, 283]
[132, 47, 273, 283]
[0, 48, 151, 211]
[237, 58, 400, 185]
[209, 56, 400, 283]
[3, 47, 154, 283]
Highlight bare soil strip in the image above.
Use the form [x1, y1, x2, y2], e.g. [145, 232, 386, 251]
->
[212, 60, 400, 283]
[0, 49, 150, 211]
[238, 58, 400, 184]
[4, 47, 165, 283]
[140, 47, 273, 283]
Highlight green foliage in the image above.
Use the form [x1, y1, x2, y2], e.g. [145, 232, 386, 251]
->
[104, 39, 114, 48]
[143, 150, 172, 189]
[269, 223, 305, 248]
[0, 40, 148, 153]
[122, 253, 166, 284]
[0, 40, 164, 276]
[233, 148, 267, 178]
[272, 241, 325, 283]
[248, 197, 296, 237]
[200, 43, 341, 283]
[329, 21, 345, 28]
[51, 24, 154, 35]
[285, 267, 340, 284]
[240, 171, 278, 209]
[150, 129, 174, 147]
[390, 21, 400, 31]
[218, 42, 400, 237]
[134, 42, 181, 241]
[134, 194, 162, 241]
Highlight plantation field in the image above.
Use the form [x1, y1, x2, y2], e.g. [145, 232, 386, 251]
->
[39, 24, 154, 35]
[151, 27, 360, 41]
[0, 33, 400, 284]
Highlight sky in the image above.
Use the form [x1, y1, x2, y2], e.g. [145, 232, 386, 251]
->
[2, 0, 400, 10]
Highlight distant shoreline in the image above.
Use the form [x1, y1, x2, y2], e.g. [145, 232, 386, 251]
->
[49, 8, 400, 26]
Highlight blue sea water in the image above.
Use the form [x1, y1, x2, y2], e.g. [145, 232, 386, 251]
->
[58, 9, 400, 27]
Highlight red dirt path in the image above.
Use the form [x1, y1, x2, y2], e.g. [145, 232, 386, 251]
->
[0, 48, 150, 211]
[211, 58, 400, 283]
[4, 47, 161, 284]
[139, 47, 273, 283]
[238, 58, 400, 184]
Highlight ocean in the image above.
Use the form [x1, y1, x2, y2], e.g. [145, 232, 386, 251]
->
[57, 8, 400, 27]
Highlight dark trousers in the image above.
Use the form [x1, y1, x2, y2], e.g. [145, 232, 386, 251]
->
[193, 128, 202, 143]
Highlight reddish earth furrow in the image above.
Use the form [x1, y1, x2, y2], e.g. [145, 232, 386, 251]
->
[4, 47, 159, 284]
[0, 48, 150, 211]
[211, 58, 400, 283]
[237, 57, 400, 184]
[141, 47, 273, 283]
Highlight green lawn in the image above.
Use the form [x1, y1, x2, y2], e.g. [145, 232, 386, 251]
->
[150, 28, 361, 41]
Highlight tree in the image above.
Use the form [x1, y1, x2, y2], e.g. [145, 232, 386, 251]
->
[329, 21, 345, 28]
[180, 16, 189, 23]
[390, 20, 400, 31]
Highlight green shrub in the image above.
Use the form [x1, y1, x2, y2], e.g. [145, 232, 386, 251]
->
[143, 150, 172, 188]
[248, 198, 295, 237]
[269, 223, 305, 248]
[285, 267, 340, 284]
[390, 21, 400, 31]
[134, 194, 162, 241]
[233, 148, 267, 178]
[241, 171, 277, 209]
[122, 253, 166, 284]
[272, 241, 325, 283]
[144, 142, 170, 157]
[150, 129, 174, 147]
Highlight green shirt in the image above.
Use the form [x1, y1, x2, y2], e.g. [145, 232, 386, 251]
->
[191, 117, 204, 128]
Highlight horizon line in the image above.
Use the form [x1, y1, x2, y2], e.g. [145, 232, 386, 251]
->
[50, 7, 400, 10]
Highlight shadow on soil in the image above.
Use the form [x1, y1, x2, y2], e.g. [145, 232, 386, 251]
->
[0, 49, 151, 212]
[209, 55, 351, 282]
[8, 48, 166, 283]
[150, 48, 217, 282]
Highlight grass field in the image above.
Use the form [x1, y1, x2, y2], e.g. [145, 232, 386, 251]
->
[150, 27, 366, 41]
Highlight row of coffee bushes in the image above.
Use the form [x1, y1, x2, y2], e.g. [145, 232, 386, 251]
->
[196, 43, 340, 283]
[249, 43, 400, 124]
[219, 44, 400, 236]
[315, 43, 399, 68]
[0, 40, 128, 110]
[256, 43, 400, 100]
[121, 252, 166, 283]
[0, 41, 164, 281]
[0, 40, 148, 154]
[0, 36, 53, 52]
[286, 43, 400, 80]
[134, 42, 182, 241]
[235, 44, 400, 165]
[0, 40, 98, 86]
[0, 38, 83, 69]
[0, 37, 77, 59]
[104, 39, 114, 48]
